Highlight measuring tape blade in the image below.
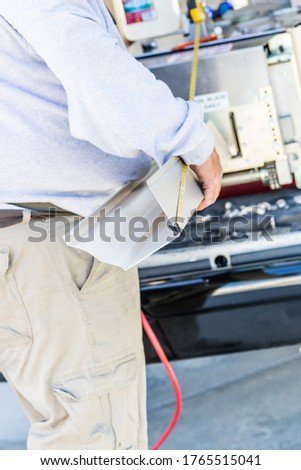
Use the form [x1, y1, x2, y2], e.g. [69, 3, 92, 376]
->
[174, 8, 202, 234]
[174, 161, 189, 233]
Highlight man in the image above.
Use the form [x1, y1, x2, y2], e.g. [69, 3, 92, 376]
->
[0, 0, 222, 450]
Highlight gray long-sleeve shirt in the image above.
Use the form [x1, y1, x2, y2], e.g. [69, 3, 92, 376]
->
[0, 0, 214, 216]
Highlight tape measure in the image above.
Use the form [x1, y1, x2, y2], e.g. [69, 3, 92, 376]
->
[175, 1, 204, 231]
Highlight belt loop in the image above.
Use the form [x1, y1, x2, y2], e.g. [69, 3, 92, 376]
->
[22, 209, 31, 225]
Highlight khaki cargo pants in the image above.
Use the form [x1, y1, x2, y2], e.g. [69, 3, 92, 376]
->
[0, 217, 148, 450]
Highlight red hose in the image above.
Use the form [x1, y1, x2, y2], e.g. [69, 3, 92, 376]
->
[141, 311, 183, 450]
[173, 34, 218, 50]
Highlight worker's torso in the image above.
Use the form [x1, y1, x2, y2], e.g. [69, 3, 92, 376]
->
[0, 0, 152, 216]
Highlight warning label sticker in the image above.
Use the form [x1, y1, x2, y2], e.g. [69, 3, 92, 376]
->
[122, 1, 157, 24]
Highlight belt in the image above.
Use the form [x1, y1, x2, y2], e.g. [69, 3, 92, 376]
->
[0, 208, 76, 229]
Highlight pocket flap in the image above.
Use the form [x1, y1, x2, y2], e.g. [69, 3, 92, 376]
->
[52, 353, 137, 401]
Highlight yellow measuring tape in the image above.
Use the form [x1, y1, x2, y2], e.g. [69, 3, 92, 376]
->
[189, 1, 205, 101]
[175, 1, 205, 231]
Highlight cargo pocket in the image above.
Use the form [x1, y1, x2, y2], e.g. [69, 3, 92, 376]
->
[0, 245, 32, 350]
[52, 352, 139, 449]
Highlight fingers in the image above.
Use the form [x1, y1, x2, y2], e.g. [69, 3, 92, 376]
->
[197, 171, 223, 211]
[191, 147, 223, 212]
[197, 182, 220, 211]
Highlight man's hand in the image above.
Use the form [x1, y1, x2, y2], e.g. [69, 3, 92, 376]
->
[190, 148, 223, 211]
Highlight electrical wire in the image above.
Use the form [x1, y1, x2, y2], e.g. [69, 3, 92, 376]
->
[140, 311, 183, 450]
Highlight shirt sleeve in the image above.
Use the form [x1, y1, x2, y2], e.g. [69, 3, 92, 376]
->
[0, 0, 215, 166]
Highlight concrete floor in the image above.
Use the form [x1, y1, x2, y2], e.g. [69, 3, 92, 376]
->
[1, 344, 301, 450]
